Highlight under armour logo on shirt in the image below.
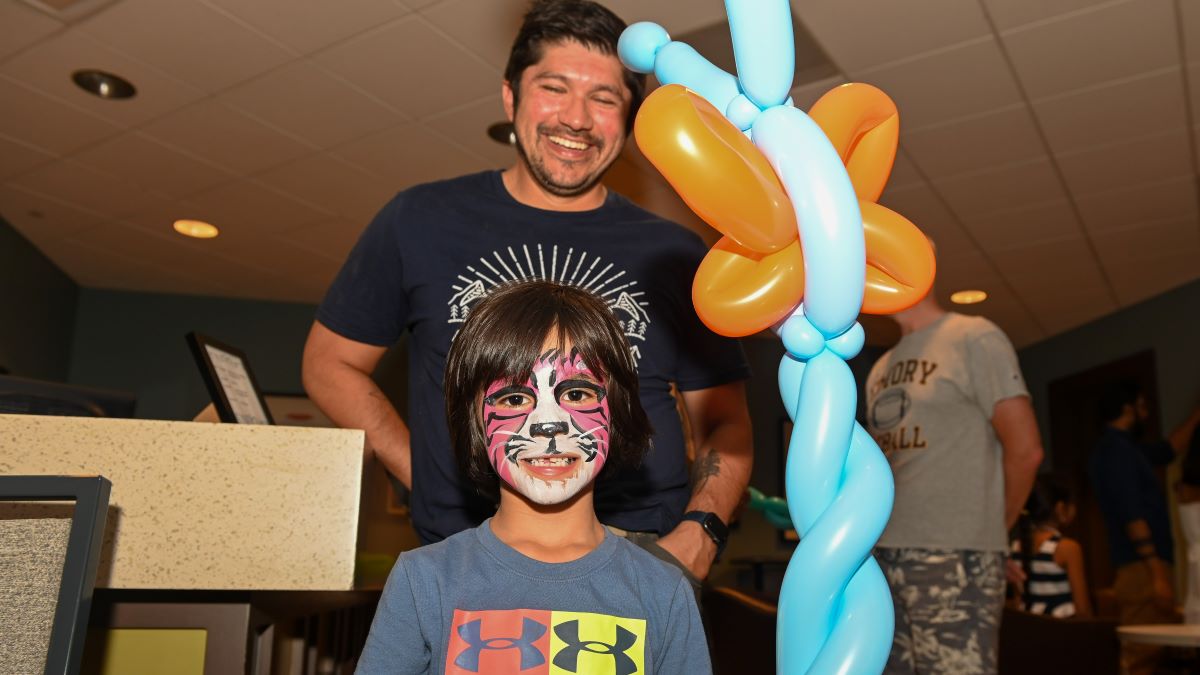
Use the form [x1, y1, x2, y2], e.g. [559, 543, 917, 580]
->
[553, 619, 639, 675]
[453, 617, 546, 671]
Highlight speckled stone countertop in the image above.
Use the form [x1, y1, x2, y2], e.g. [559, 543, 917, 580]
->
[0, 414, 363, 591]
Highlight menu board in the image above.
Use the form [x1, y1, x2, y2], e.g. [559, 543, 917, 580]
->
[204, 344, 270, 425]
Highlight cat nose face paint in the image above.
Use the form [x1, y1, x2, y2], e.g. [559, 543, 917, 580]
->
[482, 347, 611, 505]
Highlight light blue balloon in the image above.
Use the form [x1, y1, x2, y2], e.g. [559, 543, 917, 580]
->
[618, 21, 670, 74]
[785, 350, 856, 534]
[752, 106, 865, 338]
[778, 423, 895, 673]
[725, 93, 762, 131]
[780, 307, 824, 361]
[827, 322, 865, 361]
[726, 0, 794, 108]
[778, 352, 805, 421]
[653, 41, 742, 114]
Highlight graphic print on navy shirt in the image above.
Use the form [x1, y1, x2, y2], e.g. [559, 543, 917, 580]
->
[447, 243, 651, 364]
[445, 608, 648, 675]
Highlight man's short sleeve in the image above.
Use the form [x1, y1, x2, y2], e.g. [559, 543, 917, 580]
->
[966, 321, 1029, 417]
[670, 237, 751, 392]
[315, 195, 409, 347]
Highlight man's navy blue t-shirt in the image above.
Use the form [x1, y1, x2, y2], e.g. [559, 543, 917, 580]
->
[1088, 427, 1174, 566]
[316, 171, 750, 543]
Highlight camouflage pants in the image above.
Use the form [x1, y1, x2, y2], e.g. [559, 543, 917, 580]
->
[877, 548, 1006, 675]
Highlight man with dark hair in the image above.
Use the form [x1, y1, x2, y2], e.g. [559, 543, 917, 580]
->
[1088, 381, 1200, 675]
[303, 0, 752, 585]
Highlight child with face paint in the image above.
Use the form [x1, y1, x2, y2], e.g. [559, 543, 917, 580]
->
[356, 280, 712, 675]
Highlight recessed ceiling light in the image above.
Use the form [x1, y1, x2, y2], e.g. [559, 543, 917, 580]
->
[486, 121, 516, 146]
[950, 289, 988, 305]
[173, 219, 219, 239]
[71, 69, 136, 100]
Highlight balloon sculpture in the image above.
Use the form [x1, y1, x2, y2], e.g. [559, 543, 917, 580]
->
[619, 2, 936, 673]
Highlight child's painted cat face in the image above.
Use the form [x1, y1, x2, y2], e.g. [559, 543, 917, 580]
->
[482, 344, 610, 505]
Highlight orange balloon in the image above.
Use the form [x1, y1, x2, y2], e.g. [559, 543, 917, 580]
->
[809, 83, 899, 203]
[861, 201, 936, 314]
[635, 84, 797, 253]
[693, 237, 805, 337]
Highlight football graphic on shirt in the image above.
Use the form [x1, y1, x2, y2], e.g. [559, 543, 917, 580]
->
[448, 244, 649, 364]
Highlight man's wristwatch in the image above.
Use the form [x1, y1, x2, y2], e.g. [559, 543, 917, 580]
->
[682, 511, 729, 556]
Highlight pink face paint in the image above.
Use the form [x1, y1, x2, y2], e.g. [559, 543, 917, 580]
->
[481, 347, 610, 505]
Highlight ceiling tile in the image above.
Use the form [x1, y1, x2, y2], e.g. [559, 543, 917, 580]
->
[794, 0, 989, 73]
[1090, 216, 1200, 267]
[189, 227, 343, 284]
[204, 0, 411, 55]
[421, 0, 525, 68]
[79, 0, 293, 94]
[31, 235, 206, 293]
[1022, 281, 1118, 337]
[0, 134, 56, 181]
[1000, 0, 1176, 100]
[184, 179, 333, 235]
[947, 282, 1043, 347]
[902, 105, 1044, 180]
[71, 132, 234, 199]
[139, 98, 316, 177]
[1074, 174, 1197, 232]
[1105, 251, 1200, 306]
[932, 248, 1007, 300]
[958, 199, 1081, 251]
[283, 219, 365, 265]
[931, 157, 1066, 219]
[219, 60, 403, 150]
[333, 123, 490, 190]
[313, 15, 498, 120]
[0, 28, 204, 128]
[424, 94, 519, 168]
[0, 76, 122, 155]
[7, 160, 166, 218]
[857, 37, 1024, 130]
[877, 184, 978, 257]
[254, 153, 397, 225]
[1180, 0, 1200, 62]
[789, 75, 849, 111]
[982, 0, 1116, 32]
[884, 150, 927, 191]
[987, 235, 1109, 294]
[0, 1, 63, 61]
[601, 0, 730, 38]
[1056, 127, 1192, 196]
[0, 184, 103, 241]
[1032, 67, 1187, 154]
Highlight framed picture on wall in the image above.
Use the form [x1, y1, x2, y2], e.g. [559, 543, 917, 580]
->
[186, 332, 274, 426]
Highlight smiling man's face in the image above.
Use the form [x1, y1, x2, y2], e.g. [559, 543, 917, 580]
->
[482, 340, 610, 505]
[503, 40, 630, 199]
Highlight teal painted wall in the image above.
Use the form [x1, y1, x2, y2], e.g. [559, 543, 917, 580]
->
[1019, 279, 1200, 446]
[68, 288, 319, 420]
[0, 217, 78, 380]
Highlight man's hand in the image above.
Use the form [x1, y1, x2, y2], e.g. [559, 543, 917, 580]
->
[656, 521, 717, 580]
[1005, 558, 1027, 588]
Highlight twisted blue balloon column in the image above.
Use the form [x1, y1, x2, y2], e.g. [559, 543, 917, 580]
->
[620, 2, 896, 672]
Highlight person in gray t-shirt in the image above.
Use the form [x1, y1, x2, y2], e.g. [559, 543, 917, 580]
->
[865, 290, 1043, 675]
[356, 281, 710, 675]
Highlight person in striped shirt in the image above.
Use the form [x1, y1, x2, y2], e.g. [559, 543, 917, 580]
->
[1012, 477, 1093, 618]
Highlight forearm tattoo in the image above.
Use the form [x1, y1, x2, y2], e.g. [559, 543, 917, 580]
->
[691, 449, 721, 492]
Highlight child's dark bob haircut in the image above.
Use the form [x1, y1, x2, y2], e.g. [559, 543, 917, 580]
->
[444, 280, 652, 502]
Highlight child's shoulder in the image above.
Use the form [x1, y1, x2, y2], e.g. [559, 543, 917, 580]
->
[393, 526, 481, 575]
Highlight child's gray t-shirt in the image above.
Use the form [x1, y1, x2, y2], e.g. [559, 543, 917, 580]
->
[356, 519, 712, 674]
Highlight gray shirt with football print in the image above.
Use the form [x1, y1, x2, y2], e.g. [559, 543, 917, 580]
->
[865, 312, 1029, 552]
